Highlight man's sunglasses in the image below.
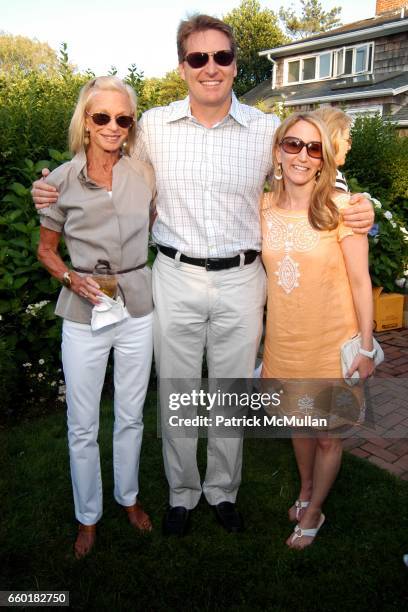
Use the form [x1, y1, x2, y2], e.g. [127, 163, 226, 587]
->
[86, 111, 134, 129]
[184, 49, 235, 69]
[280, 137, 323, 159]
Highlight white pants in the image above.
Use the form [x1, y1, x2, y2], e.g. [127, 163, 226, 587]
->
[62, 314, 153, 525]
[153, 253, 267, 509]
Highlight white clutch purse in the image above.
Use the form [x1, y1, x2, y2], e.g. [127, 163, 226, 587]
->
[340, 333, 384, 385]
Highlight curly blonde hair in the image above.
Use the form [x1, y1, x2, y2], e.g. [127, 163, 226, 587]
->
[268, 111, 338, 231]
[314, 106, 352, 160]
[68, 76, 137, 155]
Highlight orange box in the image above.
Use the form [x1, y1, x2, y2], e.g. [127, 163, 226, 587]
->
[373, 287, 404, 331]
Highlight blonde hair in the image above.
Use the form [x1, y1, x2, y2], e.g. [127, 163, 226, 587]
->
[269, 111, 338, 231]
[314, 106, 352, 159]
[68, 76, 137, 155]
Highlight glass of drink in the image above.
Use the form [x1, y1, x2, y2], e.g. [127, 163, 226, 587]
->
[93, 262, 118, 299]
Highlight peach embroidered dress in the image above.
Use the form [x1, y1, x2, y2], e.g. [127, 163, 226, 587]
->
[261, 192, 362, 423]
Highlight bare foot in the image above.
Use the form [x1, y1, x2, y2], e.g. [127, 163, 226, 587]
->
[124, 501, 153, 532]
[286, 510, 325, 550]
[74, 524, 96, 559]
[288, 500, 310, 523]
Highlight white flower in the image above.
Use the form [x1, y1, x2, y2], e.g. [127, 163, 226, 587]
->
[38, 358, 45, 365]
[395, 278, 406, 288]
[37, 373, 44, 379]
[384, 211, 393, 220]
[22, 362, 32, 368]
[50, 381, 57, 387]
[400, 227, 408, 235]
[0, 314, 2, 321]
[25, 300, 50, 316]
[390, 220, 397, 229]
[372, 197, 382, 209]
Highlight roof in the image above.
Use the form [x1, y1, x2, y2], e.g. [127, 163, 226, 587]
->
[286, 9, 408, 44]
[259, 9, 408, 58]
[242, 72, 408, 107]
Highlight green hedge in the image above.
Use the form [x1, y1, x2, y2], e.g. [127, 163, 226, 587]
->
[0, 70, 89, 200]
[344, 115, 408, 292]
[0, 151, 72, 419]
[344, 114, 408, 223]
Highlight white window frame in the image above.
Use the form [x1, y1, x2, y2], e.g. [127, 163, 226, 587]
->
[283, 42, 374, 85]
[346, 105, 383, 121]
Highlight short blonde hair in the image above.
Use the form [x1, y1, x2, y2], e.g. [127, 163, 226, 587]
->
[268, 111, 338, 231]
[68, 76, 137, 155]
[314, 106, 352, 159]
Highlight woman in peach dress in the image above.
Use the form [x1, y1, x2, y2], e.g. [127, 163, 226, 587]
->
[261, 112, 376, 549]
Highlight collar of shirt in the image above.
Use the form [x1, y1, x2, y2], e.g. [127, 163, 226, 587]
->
[69, 149, 129, 189]
[166, 91, 249, 128]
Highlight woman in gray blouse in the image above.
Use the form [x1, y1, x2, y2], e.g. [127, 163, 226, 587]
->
[37, 76, 155, 559]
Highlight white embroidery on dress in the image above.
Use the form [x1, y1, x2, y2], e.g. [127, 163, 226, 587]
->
[275, 255, 299, 294]
[264, 208, 320, 294]
[297, 395, 315, 414]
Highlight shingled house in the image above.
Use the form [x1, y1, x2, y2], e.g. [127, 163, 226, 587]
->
[243, 0, 408, 134]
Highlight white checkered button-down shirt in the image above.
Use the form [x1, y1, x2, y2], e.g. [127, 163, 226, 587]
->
[135, 93, 279, 258]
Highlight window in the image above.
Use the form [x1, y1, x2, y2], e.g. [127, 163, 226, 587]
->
[355, 46, 368, 72]
[319, 53, 331, 78]
[344, 49, 353, 74]
[288, 60, 300, 83]
[335, 49, 344, 77]
[284, 42, 374, 85]
[303, 57, 316, 80]
[347, 105, 383, 120]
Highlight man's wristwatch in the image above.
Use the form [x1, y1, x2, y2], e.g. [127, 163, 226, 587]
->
[359, 346, 377, 359]
[61, 271, 72, 288]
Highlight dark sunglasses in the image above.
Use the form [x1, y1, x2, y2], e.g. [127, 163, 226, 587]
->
[280, 137, 323, 159]
[184, 49, 235, 69]
[86, 111, 134, 129]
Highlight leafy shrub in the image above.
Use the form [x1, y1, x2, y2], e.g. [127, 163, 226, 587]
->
[344, 115, 408, 292]
[0, 70, 88, 200]
[348, 179, 408, 293]
[0, 150, 71, 419]
[344, 115, 408, 223]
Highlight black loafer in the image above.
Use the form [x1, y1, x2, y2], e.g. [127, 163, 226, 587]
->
[213, 501, 244, 533]
[163, 506, 190, 536]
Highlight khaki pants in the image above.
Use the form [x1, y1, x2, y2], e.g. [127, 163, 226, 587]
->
[153, 252, 267, 509]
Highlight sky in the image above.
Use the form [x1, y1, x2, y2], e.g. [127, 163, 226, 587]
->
[2, 0, 378, 78]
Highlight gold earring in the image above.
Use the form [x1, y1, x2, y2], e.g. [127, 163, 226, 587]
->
[84, 129, 90, 146]
[121, 140, 128, 154]
[274, 163, 283, 181]
[315, 170, 321, 180]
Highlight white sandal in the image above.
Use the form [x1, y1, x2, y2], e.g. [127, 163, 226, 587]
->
[290, 513, 325, 546]
[291, 500, 310, 522]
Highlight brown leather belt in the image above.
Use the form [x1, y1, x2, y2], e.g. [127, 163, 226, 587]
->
[72, 260, 147, 274]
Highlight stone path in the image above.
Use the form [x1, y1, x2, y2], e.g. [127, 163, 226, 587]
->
[344, 328, 408, 480]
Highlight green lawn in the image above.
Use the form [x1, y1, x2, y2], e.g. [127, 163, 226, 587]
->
[1, 394, 407, 611]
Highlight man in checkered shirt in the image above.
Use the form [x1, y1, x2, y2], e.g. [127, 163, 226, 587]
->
[32, 14, 374, 537]
[136, 14, 373, 536]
